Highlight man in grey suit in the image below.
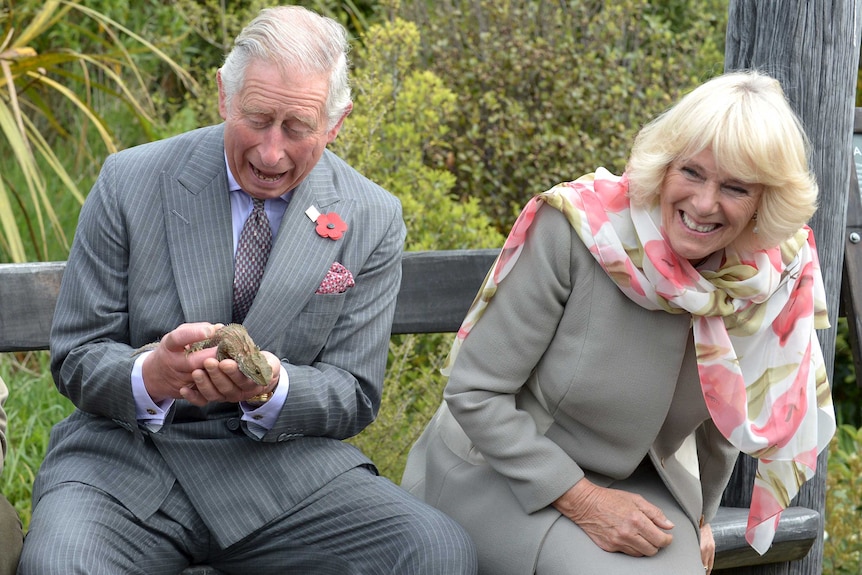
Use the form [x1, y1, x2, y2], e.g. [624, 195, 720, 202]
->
[18, 6, 476, 574]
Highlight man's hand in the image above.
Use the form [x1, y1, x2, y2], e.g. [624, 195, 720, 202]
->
[141, 323, 280, 407]
[552, 478, 674, 556]
[191, 348, 280, 405]
[141, 323, 220, 405]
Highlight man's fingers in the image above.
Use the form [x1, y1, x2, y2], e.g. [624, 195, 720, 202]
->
[179, 384, 207, 406]
[160, 322, 218, 353]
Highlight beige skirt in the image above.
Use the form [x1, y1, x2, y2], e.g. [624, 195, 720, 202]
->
[403, 424, 703, 575]
[534, 461, 704, 574]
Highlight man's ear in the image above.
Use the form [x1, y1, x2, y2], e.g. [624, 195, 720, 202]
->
[326, 102, 353, 144]
[216, 69, 228, 120]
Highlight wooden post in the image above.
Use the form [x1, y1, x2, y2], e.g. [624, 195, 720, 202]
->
[722, 1, 862, 574]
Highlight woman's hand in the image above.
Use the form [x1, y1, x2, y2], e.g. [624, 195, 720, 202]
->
[700, 522, 715, 573]
[552, 478, 674, 556]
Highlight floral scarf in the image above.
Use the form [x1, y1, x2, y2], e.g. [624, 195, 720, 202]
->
[444, 168, 835, 555]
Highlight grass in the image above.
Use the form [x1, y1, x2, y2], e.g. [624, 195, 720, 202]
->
[0, 352, 73, 529]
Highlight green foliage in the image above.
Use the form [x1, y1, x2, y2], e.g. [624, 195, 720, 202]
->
[824, 424, 862, 574]
[857, 41, 862, 108]
[398, 0, 727, 230]
[833, 317, 862, 427]
[334, 17, 502, 253]
[303, 0, 377, 37]
[0, 352, 74, 530]
[0, 0, 197, 262]
[333, 16, 503, 480]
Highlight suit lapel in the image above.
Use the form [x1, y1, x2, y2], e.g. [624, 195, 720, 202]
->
[162, 126, 235, 324]
[244, 154, 354, 343]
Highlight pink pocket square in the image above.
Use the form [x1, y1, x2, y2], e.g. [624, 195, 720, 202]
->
[316, 262, 355, 294]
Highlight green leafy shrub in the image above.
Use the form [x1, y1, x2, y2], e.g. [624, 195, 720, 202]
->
[833, 317, 861, 427]
[824, 424, 862, 573]
[333, 16, 504, 479]
[398, 0, 727, 230]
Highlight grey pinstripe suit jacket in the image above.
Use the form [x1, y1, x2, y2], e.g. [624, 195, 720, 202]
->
[41, 124, 406, 549]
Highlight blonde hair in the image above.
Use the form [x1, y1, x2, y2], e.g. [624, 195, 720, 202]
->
[626, 70, 818, 250]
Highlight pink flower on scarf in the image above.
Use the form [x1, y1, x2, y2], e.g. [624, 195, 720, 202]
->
[767, 247, 784, 273]
[795, 446, 819, 470]
[593, 173, 630, 213]
[582, 193, 611, 237]
[699, 361, 747, 435]
[752, 343, 811, 448]
[772, 261, 814, 346]
[746, 484, 784, 545]
[494, 199, 540, 284]
[644, 239, 701, 291]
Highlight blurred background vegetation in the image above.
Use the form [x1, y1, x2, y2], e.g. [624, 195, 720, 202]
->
[0, 0, 859, 570]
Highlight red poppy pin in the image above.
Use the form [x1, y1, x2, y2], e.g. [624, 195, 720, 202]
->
[306, 206, 347, 240]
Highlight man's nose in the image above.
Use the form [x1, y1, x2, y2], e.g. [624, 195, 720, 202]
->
[258, 128, 286, 166]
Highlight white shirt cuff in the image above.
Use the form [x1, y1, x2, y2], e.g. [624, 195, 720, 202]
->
[241, 365, 290, 437]
[132, 350, 174, 432]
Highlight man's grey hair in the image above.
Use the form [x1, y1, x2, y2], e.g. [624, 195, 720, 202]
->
[220, 5, 351, 130]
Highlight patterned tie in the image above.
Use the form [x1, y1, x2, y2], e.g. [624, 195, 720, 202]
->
[233, 198, 272, 323]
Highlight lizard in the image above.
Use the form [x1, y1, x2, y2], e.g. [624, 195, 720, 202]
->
[185, 323, 273, 389]
[133, 323, 273, 400]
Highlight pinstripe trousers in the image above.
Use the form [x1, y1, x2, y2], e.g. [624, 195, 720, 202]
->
[17, 465, 477, 575]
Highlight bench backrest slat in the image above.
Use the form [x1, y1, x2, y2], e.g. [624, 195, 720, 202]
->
[394, 249, 498, 334]
[0, 251, 500, 352]
[0, 262, 65, 352]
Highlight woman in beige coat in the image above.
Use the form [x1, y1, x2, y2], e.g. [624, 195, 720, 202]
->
[402, 71, 835, 574]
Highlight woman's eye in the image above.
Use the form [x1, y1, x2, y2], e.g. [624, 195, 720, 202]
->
[681, 166, 700, 178]
[725, 185, 750, 196]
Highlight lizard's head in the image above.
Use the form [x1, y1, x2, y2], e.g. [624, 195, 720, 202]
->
[239, 357, 273, 388]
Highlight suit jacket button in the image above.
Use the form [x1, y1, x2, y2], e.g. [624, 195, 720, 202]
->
[226, 418, 241, 431]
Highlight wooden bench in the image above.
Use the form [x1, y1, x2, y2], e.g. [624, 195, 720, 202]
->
[0, 251, 821, 572]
